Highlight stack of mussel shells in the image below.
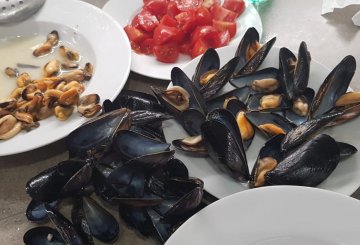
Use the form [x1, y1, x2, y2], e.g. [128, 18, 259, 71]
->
[23, 93, 205, 244]
[152, 27, 359, 188]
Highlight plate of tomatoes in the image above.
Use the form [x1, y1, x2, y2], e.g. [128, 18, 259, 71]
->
[103, 0, 262, 80]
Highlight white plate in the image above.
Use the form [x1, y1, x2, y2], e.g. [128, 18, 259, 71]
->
[166, 186, 360, 245]
[163, 45, 360, 198]
[0, 0, 131, 156]
[103, 0, 262, 80]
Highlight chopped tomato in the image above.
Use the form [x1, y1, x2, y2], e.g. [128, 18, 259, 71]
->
[130, 41, 142, 54]
[223, 0, 245, 16]
[201, 0, 221, 8]
[191, 39, 209, 58]
[153, 43, 180, 63]
[153, 24, 184, 44]
[217, 30, 231, 47]
[160, 14, 178, 27]
[175, 10, 198, 34]
[137, 10, 159, 32]
[172, 0, 203, 11]
[180, 40, 192, 55]
[213, 19, 237, 38]
[196, 7, 212, 26]
[140, 38, 155, 54]
[144, 0, 168, 16]
[211, 3, 238, 22]
[190, 25, 220, 47]
[131, 15, 141, 29]
[167, 1, 181, 17]
[124, 25, 150, 44]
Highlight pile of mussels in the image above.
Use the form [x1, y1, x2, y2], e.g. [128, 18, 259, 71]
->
[23, 96, 205, 243]
[23, 27, 359, 244]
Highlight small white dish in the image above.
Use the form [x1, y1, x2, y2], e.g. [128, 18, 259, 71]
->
[163, 45, 360, 198]
[0, 0, 131, 156]
[103, 0, 262, 80]
[166, 186, 360, 245]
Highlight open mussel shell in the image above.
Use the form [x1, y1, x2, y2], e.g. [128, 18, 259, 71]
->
[201, 109, 249, 181]
[113, 130, 171, 161]
[23, 226, 65, 245]
[327, 103, 360, 127]
[309, 55, 356, 119]
[267, 134, 340, 186]
[230, 67, 280, 93]
[26, 199, 58, 222]
[234, 28, 277, 76]
[72, 196, 119, 243]
[250, 134, 284, 188]
[245, 111, 294, 139]
[281, 110, 343, 152]
[118, 205, 153, 237]
[199, 56, 240, 100]
[66, 108, 132, 158]
[206, 87, 250, 112]
[171, 67, 207, 115]
[26, 160, 85, 203]
[192, 48, 220, 90]
[114, 89, 165, 112]
[284, 87, 315, 125]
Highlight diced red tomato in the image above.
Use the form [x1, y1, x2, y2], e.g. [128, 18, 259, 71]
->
[153, 24, 184, 44]
[201, 0, 221, 8]
[211, 3, 238, 22]
[137, 10, 159, 32]
[126, 0, 245, 62]
[180, 40, 192, 55]
[223, 0, 245, 16]
[140, 38, 155, 54]
[124, 25, 151, 44]
[172, 0, 203, 11]
[191, 39, 209, 58]
[153, 42, 180, 63]
[213, 19, 237, 38]
[196, 7, 212, 26]
[144, 0, 168, 16]
[167, 2, 181, 17]
[160, 14, 178, 27]
[175, 10, 198, 34]
[217, 30, 231, 47]
[190, 25, 220, 47]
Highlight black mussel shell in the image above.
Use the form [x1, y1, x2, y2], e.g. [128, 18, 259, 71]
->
[281, 111, 342, 152]
[171, 67, 207, 115]
[23, 226, 65, 245]
[180, 108, 206, 136]
[337, 142, 357, 159]
[309, 55, 356, 118]
[172, 135, 207, 154]
[293, 41, 311, 96]
[284, 88, 315, 125]
[26, 199, 58, 222]
[266, 134, 340, 186]
[146, 208, 172, 243]
[192, 48, 220, 90]
[201, 109, 249, 181]
[66, 108, 132, 158]
[200, 56, 240, 100]
[92, 167, 118, 202]
[124, 150, 175, 168]
[278, 47, 297, 101]
[119, 205, 153, 237]
[79, 196, 119, 243]
[247, 93, 290, 112]
[113, 130, 171, 161]
[26, 160, 84, 203]
[45, 205, 87, 245]
[130, 124, 166, 142]
[234, 27, 259, 72]
[114, 89, 165, 112]
[130, 110, 172, 126]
